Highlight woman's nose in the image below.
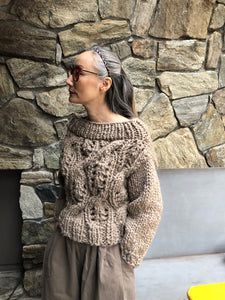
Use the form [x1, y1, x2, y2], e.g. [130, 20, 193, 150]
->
[66, 74, 73, 86]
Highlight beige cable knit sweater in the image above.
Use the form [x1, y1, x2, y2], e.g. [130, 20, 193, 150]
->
[54, 112, 163, 268]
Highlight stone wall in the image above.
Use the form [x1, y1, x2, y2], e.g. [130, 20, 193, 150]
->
[0, 0, 225, 297]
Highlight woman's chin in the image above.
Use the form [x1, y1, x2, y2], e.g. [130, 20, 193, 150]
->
[69, 93, 79, 102]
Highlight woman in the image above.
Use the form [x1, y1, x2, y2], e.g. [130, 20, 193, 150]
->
[41, 45, 163, 300]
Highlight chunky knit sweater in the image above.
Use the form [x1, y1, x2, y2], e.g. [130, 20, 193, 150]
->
[54, 112, 163, 268]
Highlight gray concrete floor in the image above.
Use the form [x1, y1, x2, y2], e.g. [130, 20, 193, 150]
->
[2, 252, 225, 299]
[135, 252, 225, 300]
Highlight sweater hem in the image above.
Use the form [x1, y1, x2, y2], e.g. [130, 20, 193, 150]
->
[59, 225, 122, 247]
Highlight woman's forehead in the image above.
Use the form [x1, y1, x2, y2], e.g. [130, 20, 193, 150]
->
[74, 51, 94, 67]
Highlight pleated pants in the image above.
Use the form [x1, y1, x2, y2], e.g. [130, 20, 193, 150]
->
[41, 227, 136, 300]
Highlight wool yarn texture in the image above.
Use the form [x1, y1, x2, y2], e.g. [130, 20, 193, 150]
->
[54, 113, 163, 268]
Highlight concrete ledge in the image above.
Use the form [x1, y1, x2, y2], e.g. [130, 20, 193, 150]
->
[135, 252, 225, 300]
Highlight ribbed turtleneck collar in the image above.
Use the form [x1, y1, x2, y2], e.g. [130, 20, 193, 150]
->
[67, 113, 149, 141]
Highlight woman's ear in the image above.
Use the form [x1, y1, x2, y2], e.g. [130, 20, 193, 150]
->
[100, 77, 112, 93]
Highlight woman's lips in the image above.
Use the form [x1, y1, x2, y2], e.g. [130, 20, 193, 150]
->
[69, 89, 78, 95]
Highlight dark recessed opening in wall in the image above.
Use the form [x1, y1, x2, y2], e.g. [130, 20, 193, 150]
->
[0, 170, 23, 272]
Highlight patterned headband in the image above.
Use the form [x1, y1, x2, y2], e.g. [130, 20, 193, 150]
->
[93, 47, 110, 75]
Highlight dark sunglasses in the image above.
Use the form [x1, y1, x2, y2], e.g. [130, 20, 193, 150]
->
[66, 64, 99, 82]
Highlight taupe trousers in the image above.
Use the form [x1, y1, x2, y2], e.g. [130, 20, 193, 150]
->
[41, 227, 136, 300]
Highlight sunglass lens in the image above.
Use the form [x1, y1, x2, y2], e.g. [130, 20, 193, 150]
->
[74, 66, 79, 82]
[67, 64, 81, 82]
[73, 65, 82, 82]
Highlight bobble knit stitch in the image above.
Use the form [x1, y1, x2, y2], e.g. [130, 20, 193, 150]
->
[55, 112, 163, 268]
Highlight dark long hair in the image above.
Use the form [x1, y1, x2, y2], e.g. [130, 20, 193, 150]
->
[89, 45, 138, 119]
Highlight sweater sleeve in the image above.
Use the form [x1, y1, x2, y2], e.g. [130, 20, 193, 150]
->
[119, 135, 163, 268]
[53, 114, 78, 222]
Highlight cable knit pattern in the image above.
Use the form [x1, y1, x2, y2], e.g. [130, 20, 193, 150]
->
[54, 112, 163, 268]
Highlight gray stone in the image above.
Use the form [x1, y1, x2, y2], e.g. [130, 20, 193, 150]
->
[43, 202, 55, 218]
[32, 148, 44, 170]
[23, 244, 45, 259]
[54, 118, 70, 139]
[23, 260, 42, 271]
[23, 244, 45, 270]
[23, 268, 42, 297]
[43, 142, 60, 169]
[35, 183, 61, 204]
[0, 0, 11, 6]
[132, 39, 156, 59]
[128, 36, 134, 43]
[0, 21, 56, 62]
[69, 103, 85, 114]
[0, 64, 14, 104]
[154, 128, 208, 168]
[0, 145, 32, 169]
[54, 170, 60, 185]
[149, 0, 216, 39]
[0, 271, 23, 300]
[212, 87, 225, 114]
[99, 0, 135, 19]
[223, 28, 225, 52]
[36, 87, 77, 117]
[157, 40, 206, 71]
[140, 93, 178, 140]
[206, 143, 225, 167]
[192, 104, 225, 152]
[219, 54, 225, 87]
[131, 0, 157, 36]
[157, 71, 218, 99]
[6, 58, 67, 88]
[56, 43, 62, 65]
[209, 3, 225, 30]
[0, 98, 57, 147]
[206, 31, 223, 69]
[20, 170, 53, 185]
[22, 218, 55, 245]
[18, 297, 41, 300]
[122, 57, 156, 87]
[0, 11, 18, 21]
[58, 20, 131, 57]
[20, 185, 43, 219]
[222, 115, 225, 127]
[8, 283, 24, 299]
[10, 0, 98, 29]
[172, 95, 209, 126]
[133, 87, 154, 113]
[110, 41, 131, 60]
[17, 90, 35, 100]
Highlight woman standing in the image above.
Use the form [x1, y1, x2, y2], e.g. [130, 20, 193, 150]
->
[41, 45, 163, 300]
